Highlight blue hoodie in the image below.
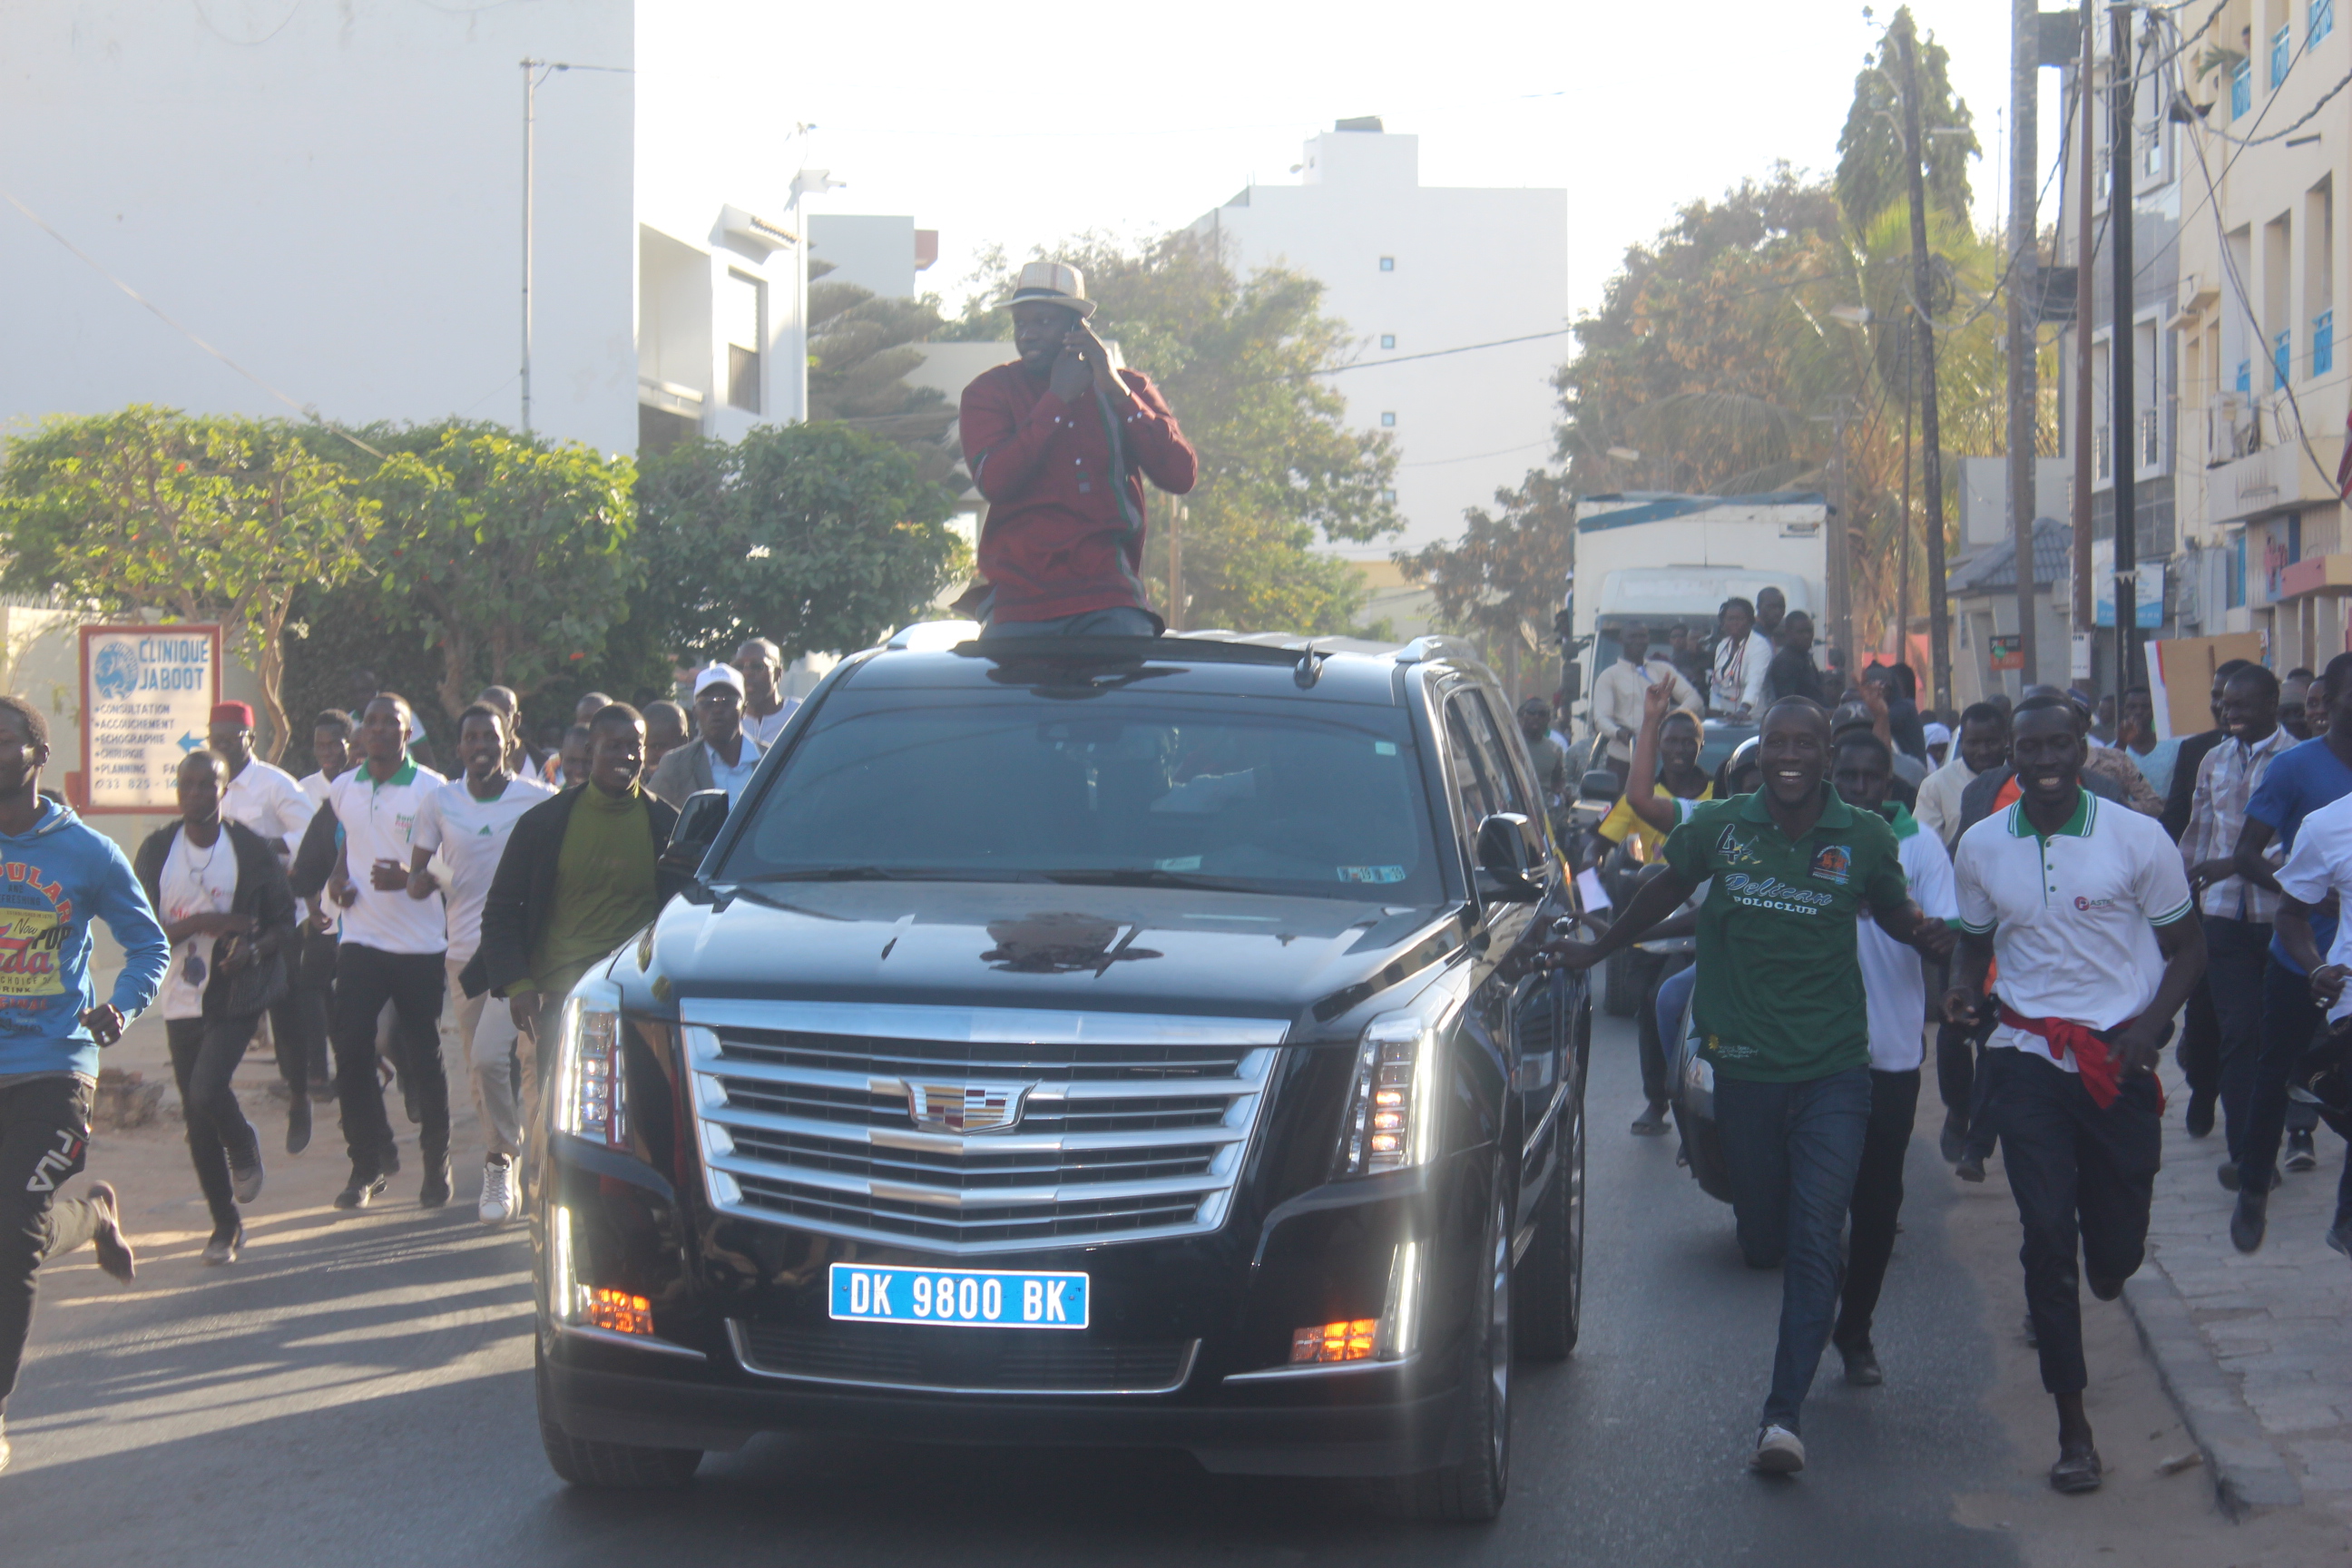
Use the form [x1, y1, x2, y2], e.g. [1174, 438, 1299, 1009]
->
[0, 799, 169, 1080]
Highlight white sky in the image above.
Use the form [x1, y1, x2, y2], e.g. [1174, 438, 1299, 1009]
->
[650, 0, 2070, 329]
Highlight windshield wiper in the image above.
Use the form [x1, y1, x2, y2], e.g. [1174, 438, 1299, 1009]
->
[738, 866, 1046, 884]
[1041, 867, 1258, 893]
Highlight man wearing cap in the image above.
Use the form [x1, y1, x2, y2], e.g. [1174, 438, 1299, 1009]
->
[648, 664, 766, 809]
[958, 262, 1199, 637]
[207, 701, 325, 1151]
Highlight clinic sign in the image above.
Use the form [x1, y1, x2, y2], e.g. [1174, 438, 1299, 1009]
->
[78, 624, 221, 812]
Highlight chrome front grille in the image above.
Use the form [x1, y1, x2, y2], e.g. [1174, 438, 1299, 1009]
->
[729, 1319, 1198, 1396]
[683, 1000, 1284, 1255]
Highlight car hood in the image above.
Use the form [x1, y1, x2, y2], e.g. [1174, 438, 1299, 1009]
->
[632, 880, 1467, 1036]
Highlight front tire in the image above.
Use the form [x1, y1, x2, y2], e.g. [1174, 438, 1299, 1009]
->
[535, 1344, 701, 1490]
[1377, 1169, 1513, 1522]
[1515, 1085, 1584, 1360]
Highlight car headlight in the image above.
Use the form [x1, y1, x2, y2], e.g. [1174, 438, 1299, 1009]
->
[1334, 1008, 1445, 1177]
[552, 974, 628, 1149]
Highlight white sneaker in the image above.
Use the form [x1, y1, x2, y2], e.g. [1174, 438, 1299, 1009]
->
[1750, 1424, 1806, 1475]
[478, 1156, 514, 1226]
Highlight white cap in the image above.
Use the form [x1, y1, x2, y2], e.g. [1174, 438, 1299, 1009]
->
[693, 662, 745, 699]
[1922, 721, 1953, 748]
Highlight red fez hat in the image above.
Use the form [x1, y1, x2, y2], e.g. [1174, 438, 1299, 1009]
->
[211, 701, 255, 729]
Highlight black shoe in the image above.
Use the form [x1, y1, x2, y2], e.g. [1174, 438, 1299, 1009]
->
[2049, 1446, 2103, 1494]
[2285, 1130, 2318, 1172]
[2231, 1188, 2269, 1253]
[1837, 1340, 1883, 1387]
[334, 1169, 388, 1210]
[419, 1157, 452, 1209]
[2086, 1270, 2126, 1302]
[2184, 1093, 2216, 1139]
[1955, 1150, 1986, 1182]
[1631, 1102, 1671, 1136]
[84, 1181, 136, 1283]
[286, 1094, 311, 1155]
[1938, 1112, 1968, 1165]
[201, 1220, 243, 1265]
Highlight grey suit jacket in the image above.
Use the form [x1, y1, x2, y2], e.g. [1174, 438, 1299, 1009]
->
[648, 734, 766, 808]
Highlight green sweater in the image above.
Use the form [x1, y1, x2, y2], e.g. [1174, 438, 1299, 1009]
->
[528, 784, 658, 1001]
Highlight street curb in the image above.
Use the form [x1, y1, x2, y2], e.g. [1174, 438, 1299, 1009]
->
[2122, 1263, 2305, 1520]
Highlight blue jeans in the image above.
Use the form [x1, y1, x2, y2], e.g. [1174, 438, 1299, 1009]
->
[1712, 1065, 1873, 1434]
[980, 606, 1161, 639]
[2202, 916, 2272, 1162]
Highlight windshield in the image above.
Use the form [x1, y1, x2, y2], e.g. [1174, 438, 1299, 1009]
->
[717, 690, 1443, 902]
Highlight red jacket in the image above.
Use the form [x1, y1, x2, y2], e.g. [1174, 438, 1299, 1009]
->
[958, 362, 1198, 624]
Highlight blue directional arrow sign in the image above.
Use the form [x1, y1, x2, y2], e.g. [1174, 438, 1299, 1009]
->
[177, 731, 202, 752]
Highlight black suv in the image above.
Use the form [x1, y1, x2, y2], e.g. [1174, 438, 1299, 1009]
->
[531, 629, 1591, 1521]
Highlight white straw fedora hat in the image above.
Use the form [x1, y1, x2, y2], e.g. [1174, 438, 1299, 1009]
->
[1004, 260, 1098, 318]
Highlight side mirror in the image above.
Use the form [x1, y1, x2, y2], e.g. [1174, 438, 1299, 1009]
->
[1561, 661, 1583, 704]
[1577, 769, 1623, 805]
[1475, 812, 1544, 903]
[662, 789, 730, 877]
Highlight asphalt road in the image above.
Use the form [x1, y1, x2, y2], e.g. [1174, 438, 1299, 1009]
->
[5, 1007, 2028, 1567]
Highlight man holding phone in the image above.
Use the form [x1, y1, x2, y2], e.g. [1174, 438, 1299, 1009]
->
[958, 261, 1198, 637]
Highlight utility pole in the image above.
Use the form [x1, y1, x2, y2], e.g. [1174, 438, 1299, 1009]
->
[1165, 496, 1184, 632]
[1899, 328, 1915, 671]
[1902, 20, 1954, 711]
[2110, 3, 2140, 688]
[2073, 1, 2098, 662]
[521, 58, 541, 434]
[2005, 0, 2041, 698]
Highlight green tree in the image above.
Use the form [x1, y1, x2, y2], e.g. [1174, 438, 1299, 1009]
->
[1396, 469, 1575, 701]
[336, 420, 641, 725]
[947, 232, 1400, 633]
[634, 422, 962, 663]
[807, 273, 963, 486]
[0, 405, 376, 760]
[1834, 7, 1980, 233]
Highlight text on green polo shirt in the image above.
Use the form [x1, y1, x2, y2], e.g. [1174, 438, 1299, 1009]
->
[1662, 789, 1911, 1082]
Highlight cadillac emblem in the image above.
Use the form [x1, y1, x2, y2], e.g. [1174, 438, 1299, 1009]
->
[904, 1080, 1030, 1134]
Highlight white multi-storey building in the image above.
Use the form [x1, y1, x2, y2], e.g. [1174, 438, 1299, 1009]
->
[1189, 120, 1569, 556]
[0, 0, 806, 459]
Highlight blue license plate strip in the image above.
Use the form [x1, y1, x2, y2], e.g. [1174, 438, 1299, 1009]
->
[828, 1262, 1090, 1330]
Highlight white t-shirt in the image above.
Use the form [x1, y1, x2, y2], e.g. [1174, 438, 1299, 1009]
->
[222, 758, 315, 857]
[742, 699, 800, 748]
[412, 773, 554, 965]
[1857, 809, 1957, 1073]
[158, 828, 240, 1021]
[328, 759, 449, 955]
[2272, 790, 2352, 1023]
[1954, 788, 2195, 1072]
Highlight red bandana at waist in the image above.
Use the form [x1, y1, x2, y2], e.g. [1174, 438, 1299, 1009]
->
[1995, 1003, 2161, 1112]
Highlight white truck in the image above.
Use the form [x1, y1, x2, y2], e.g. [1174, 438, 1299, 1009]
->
[1568, 491, 1829, 703]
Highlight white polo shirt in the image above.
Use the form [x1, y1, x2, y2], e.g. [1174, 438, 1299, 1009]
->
[412, 773, 554, 965]
[329, 758, 448, 955]
[222, 758, 315, 857]
[1857, 805, 1957, 1073]
[742, 700, 799, 749]
[1954, 788, 2195, 1072]
[2272, 790, 2352, 1024]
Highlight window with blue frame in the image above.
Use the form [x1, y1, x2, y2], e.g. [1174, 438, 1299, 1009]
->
[2273, 24, 2292, 87]
[2318, 309, 2336, 376]
[2234, 58, 2253, 117]
[2230, 533, 2247, 609]
[2318, 0, 2337, 44]
[2278, 329, 2294, 386]
[2238, 357, 2253, 392]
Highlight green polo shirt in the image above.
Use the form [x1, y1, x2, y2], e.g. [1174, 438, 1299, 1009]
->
[1662, 786, 1910, 1082]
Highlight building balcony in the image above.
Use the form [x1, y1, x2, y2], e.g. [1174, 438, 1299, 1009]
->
[638, 377, 704, 419]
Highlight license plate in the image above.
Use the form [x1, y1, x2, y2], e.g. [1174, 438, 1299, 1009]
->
[828, 1262, 1089, 1330]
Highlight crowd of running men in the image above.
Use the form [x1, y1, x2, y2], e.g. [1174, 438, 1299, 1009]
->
[0, 639, 802, 1474]
[1522, 633, 2350, 1492]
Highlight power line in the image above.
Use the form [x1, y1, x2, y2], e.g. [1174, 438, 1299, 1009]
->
[0, 185, 384, 460]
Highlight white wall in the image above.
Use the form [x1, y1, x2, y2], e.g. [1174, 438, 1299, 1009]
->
[1191, 128, 1568, 554]
[811, 214, 919, 301]
[0, 0, 638, 456]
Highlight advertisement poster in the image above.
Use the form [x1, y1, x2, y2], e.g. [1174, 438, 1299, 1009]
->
[78, 624, 220, 812]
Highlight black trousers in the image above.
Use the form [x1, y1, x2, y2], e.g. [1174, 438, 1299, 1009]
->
[2242, 956, 2332, 1191]
[270, 926, 337, 1091]
[1991, 1050, 2161, 1396]
[0, 1076, 106, 1416]
[166, 1014, 262, 1232]
[1835, 1066, 1919, 1349]
[330, 945, 448, 1172]
[2177, 977, 2220, 1104]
